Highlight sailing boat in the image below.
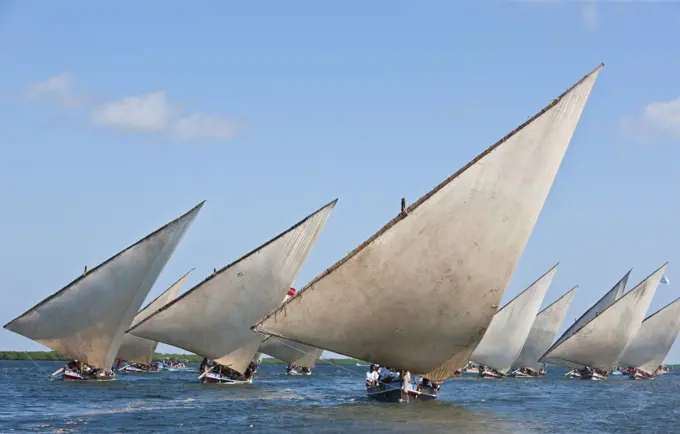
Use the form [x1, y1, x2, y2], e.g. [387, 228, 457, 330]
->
[116, 269, 194, 374]
[259, 336, 322, 376]
[618, 295, 680, 380]
[3, 202, 204, 381]
[258, 287, 323, 376]
[127, 200, 336, 384]
[543, 270, 630, 377]
[539, 264, 667, 380]
[471, 265, 556, 378]
[510, 286, 576, 377]
[253, 64, 603, 402]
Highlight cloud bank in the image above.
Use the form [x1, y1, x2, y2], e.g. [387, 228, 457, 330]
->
[25, 74, 242, 142]
[621, 97, 680, 144]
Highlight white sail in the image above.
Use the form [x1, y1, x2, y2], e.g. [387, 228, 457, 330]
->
[258, 336, 323, 368]
[3, 202, 204, 369]
[128, 200, 336, 374]
[547, 270, 629, 358]
[116, 269, 193, 365]
[540, 264, 666, 373]
[513, 286, 576, 371]
[253, 65, 603, 381]
[470, 265, 556, 374]
[618, 296, 680, 375]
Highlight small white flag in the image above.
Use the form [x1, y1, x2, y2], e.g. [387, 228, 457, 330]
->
[660, 275, 670, 285]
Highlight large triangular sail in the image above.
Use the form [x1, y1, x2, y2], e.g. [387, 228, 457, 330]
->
[540, 264, 666, 373]
[116, 269, 194, 365]
[128, 200, 336, 374]
[470, 265, 556, 374]
[545, 270, 629, 362]
[253, 65, 603, 381]
[3, 202, 204, 369]
[513, 286, 576, 371]
[618, 295, 680, 375]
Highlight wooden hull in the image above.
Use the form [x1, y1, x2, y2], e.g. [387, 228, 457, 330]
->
[119, 366, 160, 374]
[631, 370, 654, 380]
[580, 371, 606, 381]
[565, 369, 581, 379]
[479, 368, 503, 378]
[366, 383, 437, 403]
[202, 372, 253, 384]
[62, 369, 115, 381]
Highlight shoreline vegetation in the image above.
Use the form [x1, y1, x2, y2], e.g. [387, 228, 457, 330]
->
[0, 351, 367, 365]
[2, 352, 675, 370]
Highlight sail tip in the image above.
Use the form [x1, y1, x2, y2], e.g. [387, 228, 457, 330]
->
[328, 198, 339, 208]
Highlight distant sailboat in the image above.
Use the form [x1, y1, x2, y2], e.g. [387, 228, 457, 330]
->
[116, 269, 194, 373]
[253, 64, 603, 402]
[511, 286, 576, 377]
[258, 288, 323, 376]
[471, 265, 557, 378]
[259, 336, 322, 376]
[128, 200, 336, 384]
[542, 270, 630, 375]
[3, 202, 204, 381]
[618, 295, 680, 380]
[540, 264, 667, 380]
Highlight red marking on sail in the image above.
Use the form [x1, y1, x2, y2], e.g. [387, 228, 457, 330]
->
[288, 288, 296, 297]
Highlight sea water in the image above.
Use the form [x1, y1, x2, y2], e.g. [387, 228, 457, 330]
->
[0, 361, 677, 433]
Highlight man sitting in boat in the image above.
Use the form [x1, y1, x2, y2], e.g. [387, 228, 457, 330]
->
[365, 364, 379, 387]
[378, 366, 401, 383]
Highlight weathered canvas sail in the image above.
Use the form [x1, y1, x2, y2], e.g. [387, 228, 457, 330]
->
[116, 269, 194, 365]
[3, 202, 204, 369]
[513, 286, 577, 371]
[254, 65, 603, 381]
[128, 200, 336, 374]
[618, 296, 680, 375]
[540, 264, 666, 373]
[470, 265, 557, 374]
[259, 336, 323, 368]
[547, 270, 629, 360]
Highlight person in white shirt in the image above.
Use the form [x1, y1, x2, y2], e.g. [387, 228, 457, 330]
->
[365, 364, 379, 387]
[378, 366, 390, 381]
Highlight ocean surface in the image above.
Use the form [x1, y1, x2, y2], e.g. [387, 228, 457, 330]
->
[0, 361, 677, 433]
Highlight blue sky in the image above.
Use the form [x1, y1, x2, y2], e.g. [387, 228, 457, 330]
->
[1, 2, 680, 362]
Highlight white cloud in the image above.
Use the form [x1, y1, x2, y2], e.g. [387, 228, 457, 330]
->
[25, 74, 242, 142]
[581, 3, 598, 31]
[92, 91, 180, 133]
[621, 97, 680, 144]
[25, 74, 92, 108]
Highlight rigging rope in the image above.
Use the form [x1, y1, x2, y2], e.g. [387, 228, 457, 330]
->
[23, 351, 54, 379]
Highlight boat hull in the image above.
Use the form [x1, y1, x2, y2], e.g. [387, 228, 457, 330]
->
[366, 383, 437, 403]
[119, 365, 160, 374]
[580, 370, 607, 381]
[479, 368, 504, 378]
[62, 369, 115, 381]
[202, 372, 253, 385]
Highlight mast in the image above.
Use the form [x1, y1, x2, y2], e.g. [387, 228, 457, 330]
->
[513, 286, 577, 371]
[128, 200, 336, 374]
[470, 265, 557, 374]
[116, 269, 194, 365]
[540, 263, 667, 372]
[618, 295, 680, 375]
[4, 202, 204, 369]
[253, 65, 603, 381]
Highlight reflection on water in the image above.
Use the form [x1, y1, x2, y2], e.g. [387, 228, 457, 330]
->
[0, 361, 677, 433]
